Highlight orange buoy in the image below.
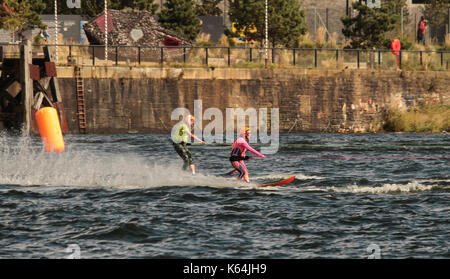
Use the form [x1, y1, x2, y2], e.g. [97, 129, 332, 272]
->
[35, 107, 65, 152]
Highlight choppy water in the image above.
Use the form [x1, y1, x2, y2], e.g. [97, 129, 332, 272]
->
[0, 133, 448, 259]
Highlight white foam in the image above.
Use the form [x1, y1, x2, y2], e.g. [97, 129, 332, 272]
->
[416, 178, 450, 184]
[0, 134, 444, 193]
[327, 181, 435, 194]
[0, 134, 261, 190]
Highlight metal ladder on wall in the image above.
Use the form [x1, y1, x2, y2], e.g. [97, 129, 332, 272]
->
[74, 66, 87, 133]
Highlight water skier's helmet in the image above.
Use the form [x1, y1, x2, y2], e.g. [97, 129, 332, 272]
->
[186, 115, 195, 124]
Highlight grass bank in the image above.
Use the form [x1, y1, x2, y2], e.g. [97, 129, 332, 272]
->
[383, 105, 450, 133]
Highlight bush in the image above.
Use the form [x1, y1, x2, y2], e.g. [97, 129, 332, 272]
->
[442, 34, 450, 50]
[232, 61, 277, 69]
[297, 33, 316, 49]
[383, 106, 450, 133]
[194, 41, 214, 47]
[298, 41, 316, 49]
[195, 32, 213, 47]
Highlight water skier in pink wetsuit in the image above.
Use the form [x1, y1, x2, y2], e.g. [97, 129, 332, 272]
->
[230, 127, 265, 183]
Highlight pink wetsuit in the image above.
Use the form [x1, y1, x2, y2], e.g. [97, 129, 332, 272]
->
[230, 137, 265, 179]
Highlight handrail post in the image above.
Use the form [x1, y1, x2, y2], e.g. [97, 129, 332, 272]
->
[92, 46, 95, 66]
[183, 47, 186, 64]
[335, 49, 339, 66]
[227, 47, 231, 66]
[357, 50, 360, 69]
[160, 47, 164, 65]
[115, 46, 118, 66]
[249, 47, 252, 62]
[272, 48, 275, 64]
[314, 49, 318, 68]
[68, 45, 72, 61]
[378, 51, 381, 67]
[205, 47, 208, 65]
[138, 46, 141, 65]
[420, 51, 423, 65]
[441, 51, 444, 67]
[293, 49, 296, 66]
[399, 50, 402, 69]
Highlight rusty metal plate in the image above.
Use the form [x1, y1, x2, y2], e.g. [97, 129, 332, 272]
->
[5, 81, 22, 98]
[44, 62, 57, 77]
[29, 64, 40, 81]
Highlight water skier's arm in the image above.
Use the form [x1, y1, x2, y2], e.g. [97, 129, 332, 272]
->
[187, 130, 207, 145]
[242, 141, 265, 158]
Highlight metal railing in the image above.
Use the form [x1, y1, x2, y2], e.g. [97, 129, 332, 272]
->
[1, 43, 450, 71]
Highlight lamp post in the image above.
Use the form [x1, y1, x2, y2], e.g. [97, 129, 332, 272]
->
[105, 0, 108, 64]
[346, 0, 349, 16]
[264, 0, 268, 68]
[54, 0, 58, 62]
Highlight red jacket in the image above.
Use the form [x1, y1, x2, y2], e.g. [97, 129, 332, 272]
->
[419, 21, 427, 34]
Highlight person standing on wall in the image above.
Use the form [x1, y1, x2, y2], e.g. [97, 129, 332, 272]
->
[417, 16, 428, 45]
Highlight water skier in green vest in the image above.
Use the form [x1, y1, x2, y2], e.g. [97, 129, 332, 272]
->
[171, 115, 206, 174]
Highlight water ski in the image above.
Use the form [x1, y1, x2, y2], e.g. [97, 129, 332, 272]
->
[257, 176, 296, 187]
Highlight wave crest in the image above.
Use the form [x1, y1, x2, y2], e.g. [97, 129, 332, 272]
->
[327, 181, 435, 194]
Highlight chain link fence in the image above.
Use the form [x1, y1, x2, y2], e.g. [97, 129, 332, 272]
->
[304, 5, 450, 45]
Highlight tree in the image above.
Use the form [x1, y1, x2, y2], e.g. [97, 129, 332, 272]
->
[41, 0, 103, 18]
[269, 0, 307, 47]
[421, 0, 450, 42]
[228, 0, 307, 47]
[386, 0, 410, 28]
[0, 0, 45, 42]
[341, 1, 398, 49]
[28, 0, 47, 14]
[110, 0, 159, 14]
[196, 0, 222, 16]
[40, 0, 159, 19]
[379, 0, 411, 47]
[158, 0, 201, 41]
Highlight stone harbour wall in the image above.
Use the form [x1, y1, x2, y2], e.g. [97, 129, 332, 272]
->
[56, 67, 450, 134]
